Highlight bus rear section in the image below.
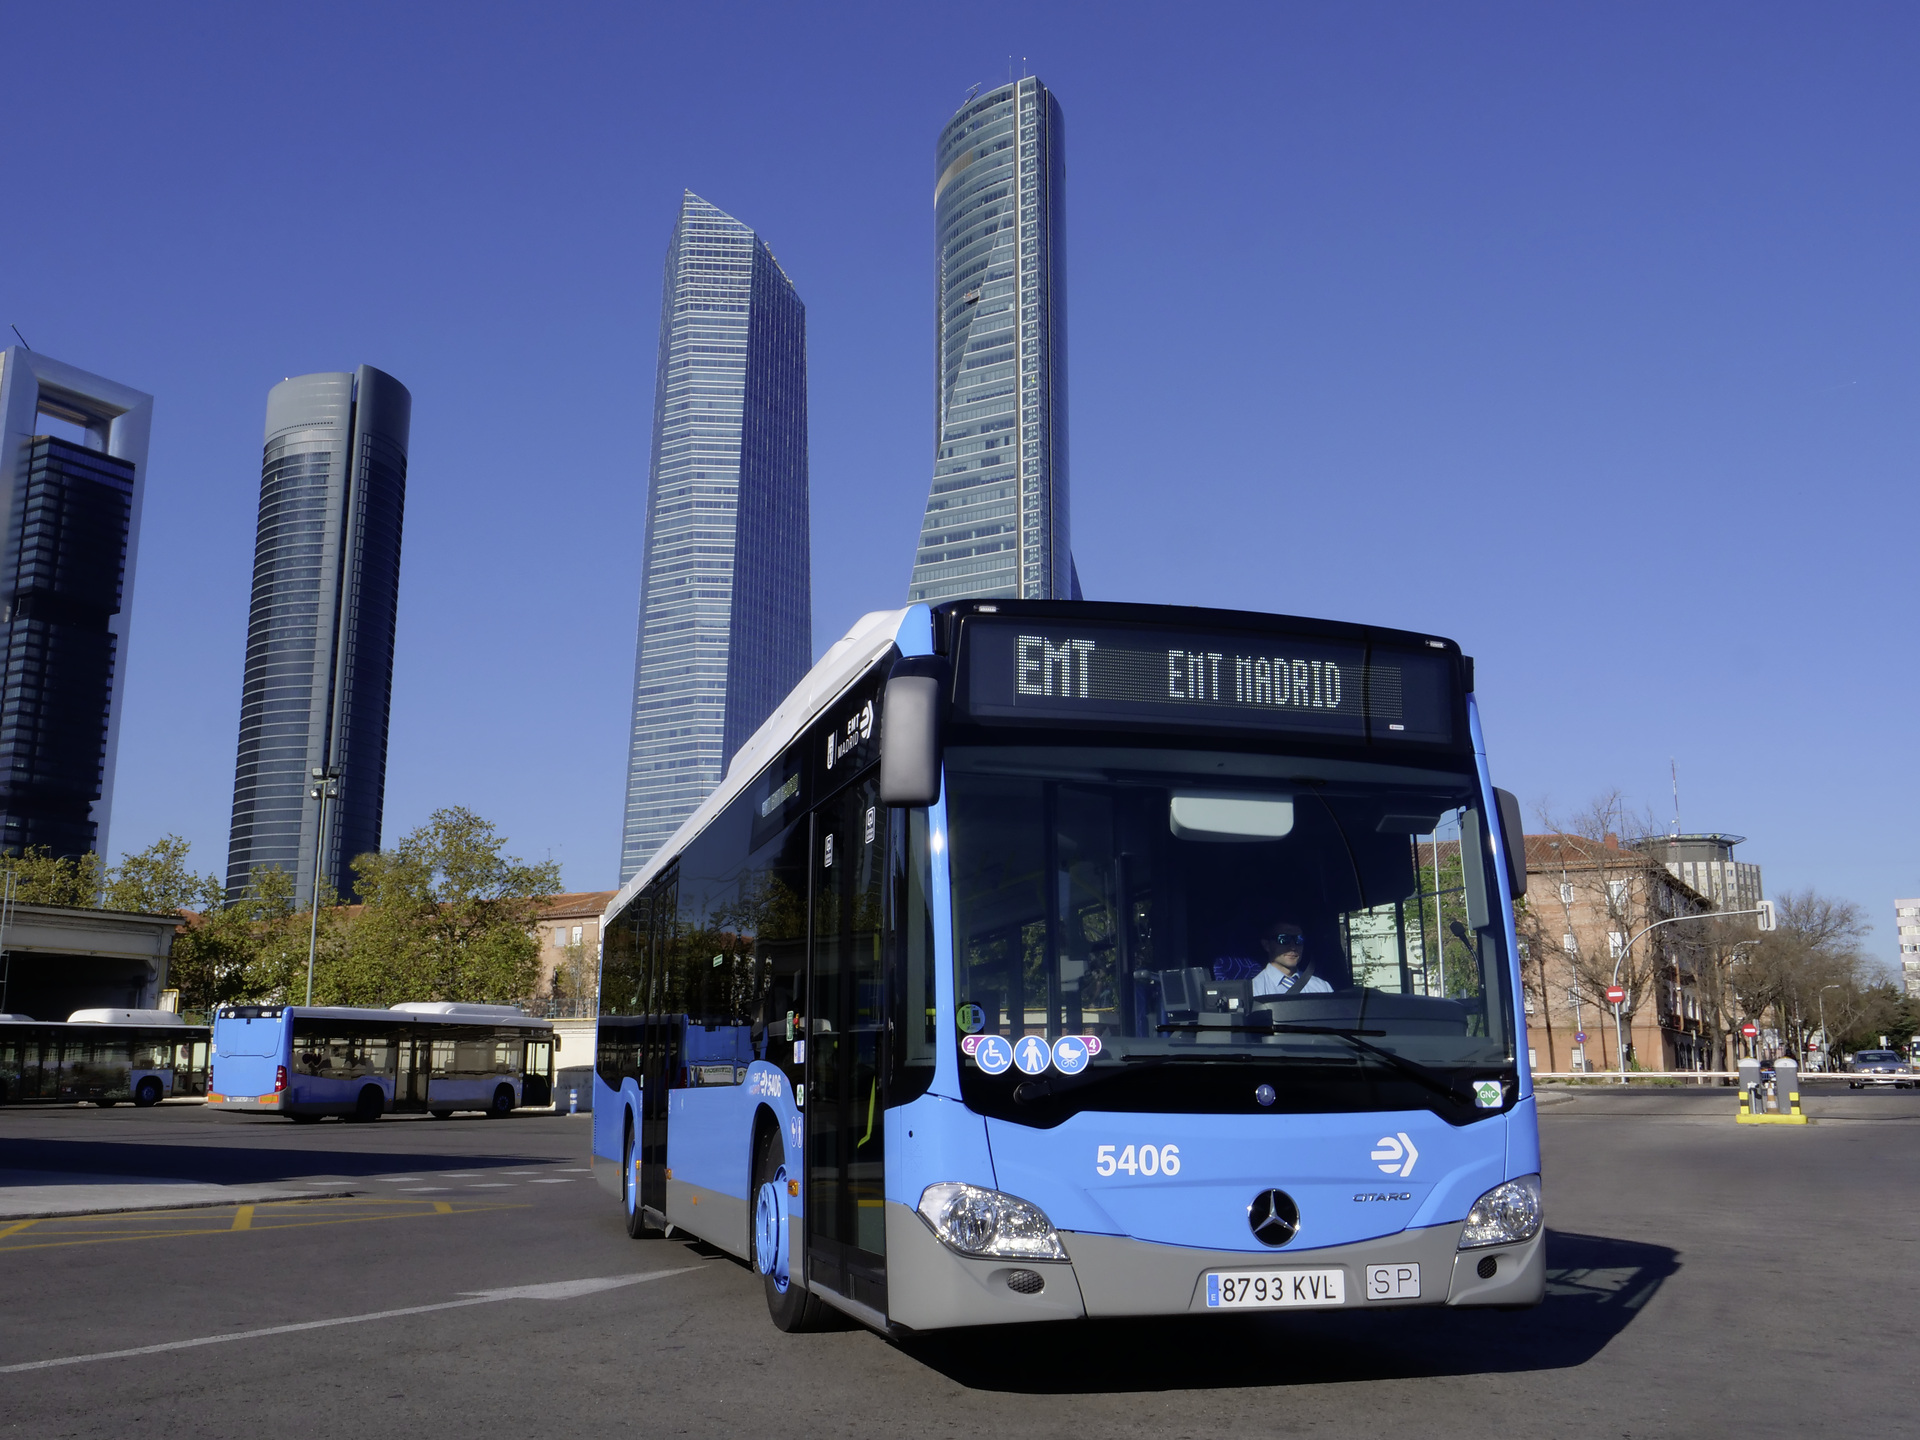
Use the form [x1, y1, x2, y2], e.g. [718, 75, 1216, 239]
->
[211, 1004, 555, 1120]
[590, 601, 1544, 1333]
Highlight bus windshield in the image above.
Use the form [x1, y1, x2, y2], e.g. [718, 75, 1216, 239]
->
[946, 743, 1515, 1118]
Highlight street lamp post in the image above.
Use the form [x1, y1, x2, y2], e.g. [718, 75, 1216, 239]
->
[1817, 984, 1842, 1072]
[305, 765, 340, 1007]
[1610, 902, 1775, 1085]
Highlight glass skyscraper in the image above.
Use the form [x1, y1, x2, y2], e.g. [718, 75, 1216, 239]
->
[226, 367, 410, 906]
[621, 192, 810, 882]
[0, 348, 153, 860]
[909, 77, 1077, 603]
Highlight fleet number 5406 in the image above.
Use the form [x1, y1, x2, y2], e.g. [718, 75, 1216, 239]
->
[1096, 1143, 1181, 1177]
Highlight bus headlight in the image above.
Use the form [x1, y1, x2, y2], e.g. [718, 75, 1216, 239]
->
[1458, 1174, 1543, 1249]
[917, 1182, 1067, 1261]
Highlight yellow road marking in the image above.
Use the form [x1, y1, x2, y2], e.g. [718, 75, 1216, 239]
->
[0, 1219, 41, 1240]
[231, 1204, 254, 1231]
[0, 1198, 527, 1255]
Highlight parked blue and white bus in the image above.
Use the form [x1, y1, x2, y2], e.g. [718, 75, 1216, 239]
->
[209, 1003, 555, 1121]
[593, 600, 1542, 1333]
[0, 1010, 209, 1107]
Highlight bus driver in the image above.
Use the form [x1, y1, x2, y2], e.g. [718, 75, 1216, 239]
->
[1252, 920, 1333, 997]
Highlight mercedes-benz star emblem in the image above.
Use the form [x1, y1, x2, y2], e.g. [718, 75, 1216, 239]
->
[1248, 1189, 1300, 1247]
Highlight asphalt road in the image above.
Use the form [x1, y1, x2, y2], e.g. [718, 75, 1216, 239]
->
[1, 1089, 1915, 1439]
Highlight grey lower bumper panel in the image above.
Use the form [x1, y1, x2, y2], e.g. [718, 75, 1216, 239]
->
[885, 1202, 1087, 1330]
[882, 1203, 1542, 1331]
[1062, 1221, 1544, 1317]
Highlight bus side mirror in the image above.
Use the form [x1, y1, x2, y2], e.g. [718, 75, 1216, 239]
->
[879, 657, 947, 807]
[1494, 787, 1527, 901]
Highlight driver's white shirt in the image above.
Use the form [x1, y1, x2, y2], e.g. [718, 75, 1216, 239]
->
[1253, 966, 1333, 997]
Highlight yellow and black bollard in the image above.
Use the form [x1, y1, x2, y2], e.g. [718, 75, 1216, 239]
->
[1736, 1054, 1808, 1125]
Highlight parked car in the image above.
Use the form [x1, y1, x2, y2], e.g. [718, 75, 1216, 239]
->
[1846, 1050, 1914, 1089]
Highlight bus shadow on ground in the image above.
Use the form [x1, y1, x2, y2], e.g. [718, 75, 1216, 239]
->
[900, 1229, 1677, 1392]
[0, 1136, 558, 1187]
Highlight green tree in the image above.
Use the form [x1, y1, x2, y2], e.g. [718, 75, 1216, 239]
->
[169, 866, 314, 1013]
[328, 808, 562, 1006]
[103, 834, 220, 915]
[1, 848, 108, 907]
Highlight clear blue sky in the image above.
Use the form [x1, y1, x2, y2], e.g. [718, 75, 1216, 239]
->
[4, 3, 1914, 968]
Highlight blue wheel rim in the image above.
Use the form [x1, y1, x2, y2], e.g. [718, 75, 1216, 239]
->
[755, 1166, 789, 1292]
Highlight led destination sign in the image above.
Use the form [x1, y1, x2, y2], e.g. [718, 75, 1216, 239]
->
[961, 619, 1456, 745]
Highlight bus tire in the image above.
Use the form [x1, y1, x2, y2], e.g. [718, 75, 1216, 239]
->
[621, 1118, 658, 1239]
[430, 1109, 454, 1120]
[348, 1085, 384, 1122]
[753, 1123, 829, 1332]
[134, 1078, 163, 1108]
[486, 1084, 515, 1118]
[291, 1111, 321, 1124]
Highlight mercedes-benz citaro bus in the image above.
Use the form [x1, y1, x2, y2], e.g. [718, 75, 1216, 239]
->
[0, 1010, 209, 1107]
[592, 600, 1542, 1333]
[209, 1003, 555, 1121]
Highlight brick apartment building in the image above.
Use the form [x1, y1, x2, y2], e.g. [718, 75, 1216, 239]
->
[533, 891, 616, 1013]
[1518, 833, 1760, 1073]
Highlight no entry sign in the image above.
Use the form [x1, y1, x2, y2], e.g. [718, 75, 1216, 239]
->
[1742, 1023, 1759, 1039]
[1605, 986, 1626, 1005]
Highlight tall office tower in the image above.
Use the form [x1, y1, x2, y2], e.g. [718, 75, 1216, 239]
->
[620, 192, 810, 882]
[909, 77, 1077, 603]
[0, 349, 153, 859]
[226, 368, 410, 906]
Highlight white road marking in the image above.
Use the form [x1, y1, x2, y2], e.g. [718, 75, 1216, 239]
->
[528, 1178, 572, 1184]
[0, 1268, 701, 1375]
[397, 1188, 448, 1193]
[375, 1177, 421, 1183]
[467, 1183, 512, 1188]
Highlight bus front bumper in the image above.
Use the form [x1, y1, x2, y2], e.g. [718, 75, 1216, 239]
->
[883, 1201, 1543, 1332]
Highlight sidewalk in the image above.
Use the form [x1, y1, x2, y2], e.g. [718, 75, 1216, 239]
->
[0, 1171, 358, 1220]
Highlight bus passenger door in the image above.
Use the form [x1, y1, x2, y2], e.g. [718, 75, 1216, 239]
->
[396, 1033, 428, 1110]
[806, 775, 888, 1314]
[522, 1039, 552, 1108]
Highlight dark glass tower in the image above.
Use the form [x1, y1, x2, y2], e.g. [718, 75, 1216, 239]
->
[0, 348, 153, 860]
[621, 192, 810, 882]
[909, 77, 1076, 603]
[226, 367, 410, 906]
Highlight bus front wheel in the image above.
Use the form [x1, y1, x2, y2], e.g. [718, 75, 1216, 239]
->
[133, 1077, 163, 1108]
[752, 1124, 829, 1332]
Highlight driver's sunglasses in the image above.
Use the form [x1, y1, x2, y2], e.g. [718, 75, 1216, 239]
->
[1264, 931, 1305, 947]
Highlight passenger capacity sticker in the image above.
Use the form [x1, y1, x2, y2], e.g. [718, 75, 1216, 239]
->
[974, 1036, 1013, 1075]
[1051, 1036, 1091, 1074]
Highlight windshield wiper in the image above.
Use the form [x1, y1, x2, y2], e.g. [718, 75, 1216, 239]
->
[1264, 1023, 1474, 1107]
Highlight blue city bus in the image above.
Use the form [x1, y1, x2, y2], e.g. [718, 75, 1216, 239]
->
[209, 1003, 555, 1121]
[593, 600, 1542, 1333]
